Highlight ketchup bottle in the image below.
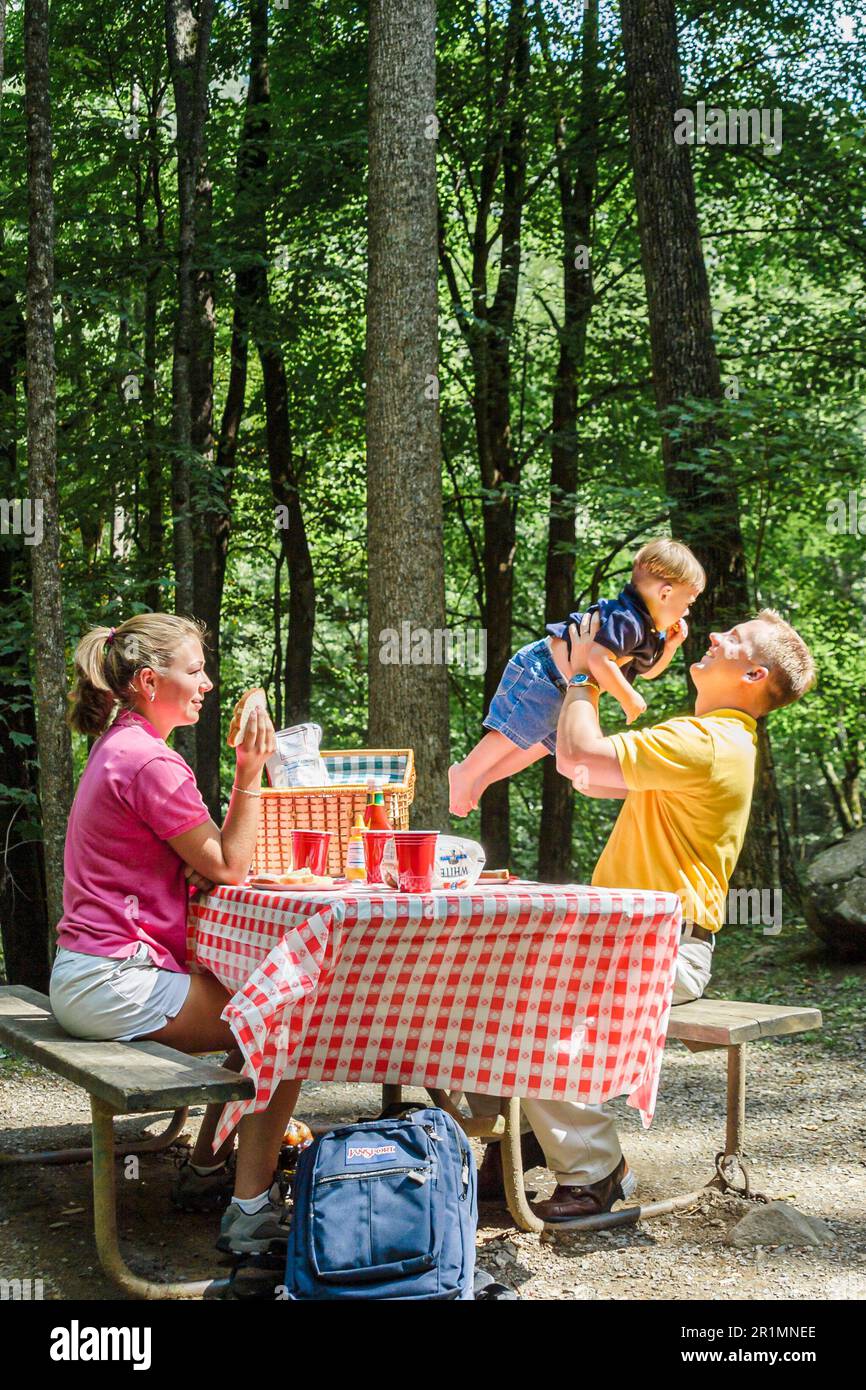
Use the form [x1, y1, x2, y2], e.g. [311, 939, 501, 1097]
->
[362, 777, 377, 829]
[364, 780, 392, 831]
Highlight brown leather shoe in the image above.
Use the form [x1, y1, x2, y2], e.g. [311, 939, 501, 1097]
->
[530, 1156, 636, 1223]
[476, 1130, 548, 1204]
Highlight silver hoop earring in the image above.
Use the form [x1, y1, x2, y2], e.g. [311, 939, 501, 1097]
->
[149, 691, 156, 703]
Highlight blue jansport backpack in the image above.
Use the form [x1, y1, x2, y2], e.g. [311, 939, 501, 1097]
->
[284, 1107, 477, 1300]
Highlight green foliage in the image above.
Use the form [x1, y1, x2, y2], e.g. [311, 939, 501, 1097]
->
[0, 0, 863, 882]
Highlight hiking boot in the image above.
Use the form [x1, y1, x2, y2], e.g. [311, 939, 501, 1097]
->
[172, 1153, 236, 1213]
[216, 1179, 290, 1256]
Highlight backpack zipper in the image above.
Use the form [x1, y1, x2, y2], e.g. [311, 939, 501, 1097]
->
[317, 1165, 432, 1186]
[427, 1121, 470, 1197]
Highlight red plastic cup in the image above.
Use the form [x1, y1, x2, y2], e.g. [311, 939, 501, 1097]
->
[363, 830, 393, 885]
[291, 829, 331, 876]
[392, 830, 439, 894]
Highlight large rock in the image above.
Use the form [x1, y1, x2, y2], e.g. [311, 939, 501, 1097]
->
[728, 1201, 834, 1249]
[803, 826, 866, 959]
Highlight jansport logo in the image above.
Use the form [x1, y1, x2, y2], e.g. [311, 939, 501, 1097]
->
[346, 1142, 398, 1163]
[49, 1321, 151, 1371]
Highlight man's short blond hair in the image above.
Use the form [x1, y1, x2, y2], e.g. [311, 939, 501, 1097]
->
[752, 609, 816, 712]
[632, 538, 706, 592]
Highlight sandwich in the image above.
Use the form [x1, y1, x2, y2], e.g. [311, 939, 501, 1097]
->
[227, 687, 268, 747]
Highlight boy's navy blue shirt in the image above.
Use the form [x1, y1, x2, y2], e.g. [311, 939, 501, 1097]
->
[545, 582, 666, 684]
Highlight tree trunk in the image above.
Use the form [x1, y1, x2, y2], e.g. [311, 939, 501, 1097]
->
[620, 0, 786, 892]
[136, 85, 168, 615]
[819, 754, 856, 835]
[367, 0, 450, 827]
[191, 146, 219, 813]
[272, 547, 285, 728]
[538, 0, 599, 882]
[186, 0, 281, 817]
[265, 387, 315, 729]
[620, 0, 749, 654]
[24, 0, 74, 939]
[842, 738, 863, 828]
[475, 0, 530, 868]
[142, 256, 163, 611]
[789, 758, 801, 857]
[193, 279, 245, 816]
[224, 0, 316, 734]
[438, 0, 530, 863]
[165, 0, 214, 766]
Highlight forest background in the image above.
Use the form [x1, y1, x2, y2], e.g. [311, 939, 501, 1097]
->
[1, 0, 864, 991]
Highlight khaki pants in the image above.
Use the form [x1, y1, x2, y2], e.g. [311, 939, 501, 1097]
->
[464, 927, 714, 1185]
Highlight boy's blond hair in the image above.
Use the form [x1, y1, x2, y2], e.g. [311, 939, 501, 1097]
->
[752, 609, 816, 712]
[632, 538, 706, 592]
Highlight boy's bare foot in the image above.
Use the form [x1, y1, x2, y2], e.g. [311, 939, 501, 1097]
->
[623, 694, 647, 725]
[548, 632, 578, 683]
[448, 762, 477, 817]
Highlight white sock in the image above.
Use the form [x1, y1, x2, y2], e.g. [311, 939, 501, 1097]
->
[190, 1160, 227, 1177]
[231, 1190, 271, 1215]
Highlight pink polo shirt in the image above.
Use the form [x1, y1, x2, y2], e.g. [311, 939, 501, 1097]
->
[55, 709, 212, 972]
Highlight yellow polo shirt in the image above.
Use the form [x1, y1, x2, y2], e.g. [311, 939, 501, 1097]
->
[591, 709, 758, 931]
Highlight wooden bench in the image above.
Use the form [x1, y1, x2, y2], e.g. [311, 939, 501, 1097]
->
[389, 997, 823, 1235]
[667, 998, 821, 1184]
[0, 985, 255, 1298]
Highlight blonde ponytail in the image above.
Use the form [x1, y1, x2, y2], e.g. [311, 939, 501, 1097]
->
[66, 613, 209, 738]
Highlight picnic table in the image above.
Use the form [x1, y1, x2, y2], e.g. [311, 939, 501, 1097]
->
[0, 881, 822, 1293]
[188, 879, 682, 1226]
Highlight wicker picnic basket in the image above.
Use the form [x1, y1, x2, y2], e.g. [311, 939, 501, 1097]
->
[252, 748, 416, 879]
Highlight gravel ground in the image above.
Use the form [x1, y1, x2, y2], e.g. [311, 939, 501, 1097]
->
[1, 1037, 864, 1301]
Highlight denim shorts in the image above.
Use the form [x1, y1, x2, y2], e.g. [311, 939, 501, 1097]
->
[49, 943, 191, 1042]
[482, 638, 567, 754]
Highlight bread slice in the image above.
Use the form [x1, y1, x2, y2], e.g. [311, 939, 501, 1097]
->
[227, 687, 268, 747]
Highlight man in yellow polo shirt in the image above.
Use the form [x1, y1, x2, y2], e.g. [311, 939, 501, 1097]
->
[479, 608, 815, 1223]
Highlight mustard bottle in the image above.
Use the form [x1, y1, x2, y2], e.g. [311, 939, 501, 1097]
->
[345, 814, 367, 880]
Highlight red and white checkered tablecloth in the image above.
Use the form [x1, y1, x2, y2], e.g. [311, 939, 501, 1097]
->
[188, 882, 682, 1150]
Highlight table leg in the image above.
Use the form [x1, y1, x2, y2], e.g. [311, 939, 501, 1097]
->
[500, 1099, 544, 1235]
[708, 1042, 759, 1198]
[726, 1044, 746, 1156]
[381, 1084, 403, 1110]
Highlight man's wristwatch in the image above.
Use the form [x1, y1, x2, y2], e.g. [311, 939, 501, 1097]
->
[568, 673, 600, 692]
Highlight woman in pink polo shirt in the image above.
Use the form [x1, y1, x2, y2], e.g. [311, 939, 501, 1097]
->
[50, 613, 299, 1255]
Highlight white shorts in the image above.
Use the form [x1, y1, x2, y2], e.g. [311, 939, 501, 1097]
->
[50, 943, 191, 1042]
